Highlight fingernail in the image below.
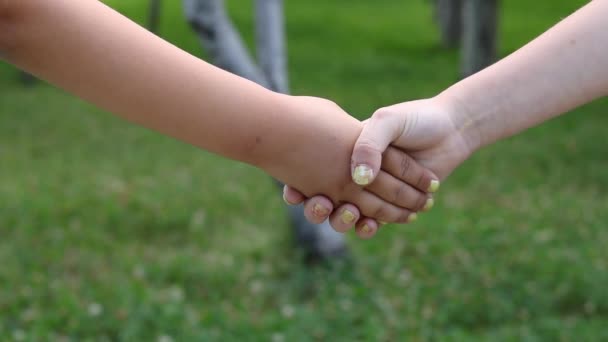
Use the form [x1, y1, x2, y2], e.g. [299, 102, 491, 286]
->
[428, 180, 440, 193]
[340, 209, 356, 224]
[423, 198, 434, 211]
[282, 190, 295, 205]
[312, 203, 330, 217]
[407, 213, 418, 223]
[352, 165, 374, 185]
[361, 224, 372, 234]
[379, 221, 388, 225]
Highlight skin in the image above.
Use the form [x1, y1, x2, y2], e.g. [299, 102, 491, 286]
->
[0, 0, 438, 228]
[287, 0, 608, 237]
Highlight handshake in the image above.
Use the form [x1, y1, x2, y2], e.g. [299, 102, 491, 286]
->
[8, 0, 601, 241]
[263, 94, 475, 239]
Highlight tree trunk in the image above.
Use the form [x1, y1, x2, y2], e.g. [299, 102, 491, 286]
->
[183, 0, 346, 260]
[435, 0, 462, 48]
[255, 0, 289, 93]
[184, 0, 268, 86]
[148, 0, 162, 34]
[460, 0, 499, 77]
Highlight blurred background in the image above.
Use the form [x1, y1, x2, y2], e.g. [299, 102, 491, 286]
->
[1, 0, 608, 340]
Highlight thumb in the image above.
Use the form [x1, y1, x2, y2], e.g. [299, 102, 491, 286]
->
[351, 108, 407, 185]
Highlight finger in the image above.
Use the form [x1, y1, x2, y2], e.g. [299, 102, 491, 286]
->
[283, 185, 306, 205]
[351, 108, 405, 186]
[347, 190, 418, 224]
[302, 196, 334, 224]
[367, 169, 434, 211]
[355, 218, 379, 239]
[382, 147, 440, 193]
[328, 203, 360, 233]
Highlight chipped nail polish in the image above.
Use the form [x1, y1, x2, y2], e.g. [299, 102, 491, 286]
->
[341, 209, 356, 224]
[352, 165, 374, 185]
[407, 213, 418, 223]
[423, 198, 434, 211]
[312, 203, 330, 217]
[361, 224, 372, 234]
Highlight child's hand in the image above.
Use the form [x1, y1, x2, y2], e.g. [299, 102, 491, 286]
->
[262, 95, 439, 230]
[282, 96, 475, 238]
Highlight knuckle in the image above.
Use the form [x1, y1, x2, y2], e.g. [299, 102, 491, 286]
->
[372, 107, 396, 121]
[400, 154, 412, 179]
[417, 172, 430, 190]
[313, 97, 340, 110]
[355, 138, 382, 155]
[322, 99, 339, 109]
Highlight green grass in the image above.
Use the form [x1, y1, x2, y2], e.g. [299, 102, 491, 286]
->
[1, 0, 607, 340]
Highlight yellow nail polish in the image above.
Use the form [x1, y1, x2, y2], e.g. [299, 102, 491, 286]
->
[352, 165, 373, 185]
[341, 210, 356, 224]
[428, 180, 440, 193]
[312, 203, 329, 217]
[361, 224, 372, 234]
[423, 198, 434, 211]
[407, 213, 418, 223]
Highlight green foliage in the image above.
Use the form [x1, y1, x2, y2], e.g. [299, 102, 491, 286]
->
[1, 0, 606, 340]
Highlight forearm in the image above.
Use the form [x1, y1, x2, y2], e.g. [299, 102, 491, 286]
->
[439, 0, 608, 151]
[2, 0, 295, 168]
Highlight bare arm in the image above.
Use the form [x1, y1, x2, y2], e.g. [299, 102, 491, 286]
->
[293, 0, 608, 237]
[0, 0, 438, 225]
[441, 0, 608, 152]
[1, 0, 294, 168]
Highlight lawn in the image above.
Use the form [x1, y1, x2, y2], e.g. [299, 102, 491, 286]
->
[1, 0, 607, 340]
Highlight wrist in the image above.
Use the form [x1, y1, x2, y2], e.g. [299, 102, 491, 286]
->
[435, 87, 484, 155]
[248, 93, 328, 178]
[243, 92, 292, 173]
[252, 94, 362, 188]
